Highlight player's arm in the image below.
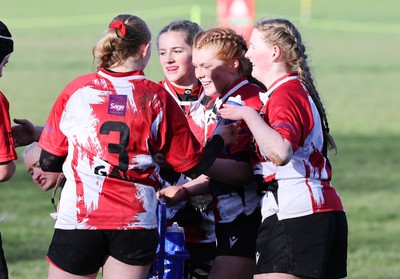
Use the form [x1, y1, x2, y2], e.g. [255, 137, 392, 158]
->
[0, 160, 16, 182]
[39, 149, 66, 173]
[183, 135, 253, 185]
[158, 175, 210, 207]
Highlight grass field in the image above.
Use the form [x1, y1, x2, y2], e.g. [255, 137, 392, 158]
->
[1, 0, 400, 278]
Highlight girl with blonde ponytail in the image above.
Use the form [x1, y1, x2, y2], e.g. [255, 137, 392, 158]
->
[38, 14, 238, 279]
[219, 18, 348, 279]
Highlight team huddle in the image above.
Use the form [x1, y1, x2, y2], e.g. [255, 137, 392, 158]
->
[0, 13, 347, 279]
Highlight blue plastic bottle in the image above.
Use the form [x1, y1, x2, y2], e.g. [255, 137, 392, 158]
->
[164, 222, 189, 279]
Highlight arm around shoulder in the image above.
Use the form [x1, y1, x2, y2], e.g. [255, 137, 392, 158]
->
[220, 105, 294, 166]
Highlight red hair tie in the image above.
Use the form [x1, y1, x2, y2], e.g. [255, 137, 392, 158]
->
[109, 21, 126, 38]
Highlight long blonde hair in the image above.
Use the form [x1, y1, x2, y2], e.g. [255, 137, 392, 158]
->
[255, 18, 336, 152]
[93, 14, 151, 71]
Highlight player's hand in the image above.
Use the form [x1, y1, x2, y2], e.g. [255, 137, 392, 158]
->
[11, 119, 43, 147]
[218, 104, 250, 121]
[157, 186, 187, 207]
[213, 121, 241, 146]
[153, 153, 172, 169]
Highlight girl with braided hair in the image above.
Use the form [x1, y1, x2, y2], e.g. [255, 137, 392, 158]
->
[219, 18, 348, 279]
[159, 27, 265, 279]
[34, 14, 239, 279]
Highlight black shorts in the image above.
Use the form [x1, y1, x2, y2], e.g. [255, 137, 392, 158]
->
[185, 242, 216, 277]
[0, 233, 8, 279]
[215, 208, 261, 258]
[47, 229, 158, 276]
[255, 211, 348, 279]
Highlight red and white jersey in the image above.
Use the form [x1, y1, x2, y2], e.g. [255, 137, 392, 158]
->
[254, 73, 344, 221]
[159, 79, 215, 243]
[204, 77, 264, 223]
[39, 69, 202, 230]
[0, 91, 17, 163]
[159, 79, 206, 143]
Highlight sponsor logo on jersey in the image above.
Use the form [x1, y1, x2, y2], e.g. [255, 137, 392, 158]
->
[229, 235, 239, 248]
[108, 94, 127, 116]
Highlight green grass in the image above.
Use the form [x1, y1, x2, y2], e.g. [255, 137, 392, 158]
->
[1, 0, 400, 278]
[331, 135, 400, 279]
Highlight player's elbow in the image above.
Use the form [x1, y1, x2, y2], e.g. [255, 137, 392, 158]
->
[0, 162, 16, 182]
[274, 155, 291, 166]
[269, 146, 294, 166]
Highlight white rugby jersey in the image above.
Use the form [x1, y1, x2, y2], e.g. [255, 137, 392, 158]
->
[254, 73, 344, 221]
[39, 69, 202, 230]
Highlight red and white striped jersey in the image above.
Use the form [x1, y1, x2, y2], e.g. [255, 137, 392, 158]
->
[0, 91, 17, 163]
[254, 73, 344, 221]
[39, 69, 202, 230]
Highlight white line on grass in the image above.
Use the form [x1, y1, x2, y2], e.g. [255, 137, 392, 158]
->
[298, 18, 400, 35]
[3, 5, 399, 35]
[2, 4, 215, 29]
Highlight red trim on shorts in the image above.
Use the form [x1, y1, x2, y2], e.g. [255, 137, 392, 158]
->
[46, 255, 64, 271]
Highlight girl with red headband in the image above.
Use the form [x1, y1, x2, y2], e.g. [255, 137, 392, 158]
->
[37, 14, 240, 279]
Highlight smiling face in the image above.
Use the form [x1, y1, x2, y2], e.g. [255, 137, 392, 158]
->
[24, 143, 60, 191]
[192, 47, 238, 97]
[245, 29, 274, 85]
[158, 31, 198, 87]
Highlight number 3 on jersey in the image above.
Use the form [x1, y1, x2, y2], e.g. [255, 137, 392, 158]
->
[99, 121, 130, 178]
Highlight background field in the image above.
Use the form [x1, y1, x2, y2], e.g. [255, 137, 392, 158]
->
[1, 0, 400, 278]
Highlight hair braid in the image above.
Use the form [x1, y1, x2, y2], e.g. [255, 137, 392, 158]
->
[193, 28, 251, 77]
[255, 18, 336, 152]
[296, 50, 337, 152]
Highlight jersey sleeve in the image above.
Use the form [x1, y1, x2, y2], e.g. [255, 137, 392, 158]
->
[228, 84, 264, 158]
[0, 92, 17, 163]
[38, 87, 70, 156]
[266, 83, 314, 152]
